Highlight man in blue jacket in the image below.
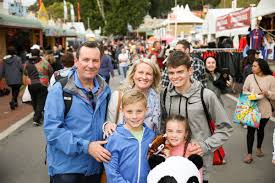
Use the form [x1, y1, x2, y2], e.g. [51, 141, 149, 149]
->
[44, 41, 111, 183]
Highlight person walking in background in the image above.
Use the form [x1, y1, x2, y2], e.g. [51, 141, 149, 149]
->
[23, 44, 53, 126]
[45, 50, 63, 72]
[118, 48, 129, 82]
[44, 41, 111, 183]
[149, 41, 165, 70]
[1, 46, 23, 110]
[242, 59, 275, 164]
[104, 89, 155, 183]
[48, 52, 75, 88]
[99, 46, 114, 84]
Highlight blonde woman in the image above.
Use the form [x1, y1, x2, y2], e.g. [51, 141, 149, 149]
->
[103, 58, 161, 136]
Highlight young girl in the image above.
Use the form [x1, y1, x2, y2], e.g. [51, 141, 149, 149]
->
[163, 115, 202, 157]
[164, 114, 203, 182]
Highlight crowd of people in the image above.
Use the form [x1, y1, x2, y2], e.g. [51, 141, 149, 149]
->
[0, 38, 275, 183]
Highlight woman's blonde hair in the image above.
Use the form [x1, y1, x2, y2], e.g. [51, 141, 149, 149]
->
[120, 58, 161, 93]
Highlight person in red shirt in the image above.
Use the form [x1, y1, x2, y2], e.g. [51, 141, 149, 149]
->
[149, 41, 165, 70]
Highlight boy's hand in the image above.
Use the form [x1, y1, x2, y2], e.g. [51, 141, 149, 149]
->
[88, 141, 111, 163]
[272, 159, 275, 165]
[104, 122, 117, 138]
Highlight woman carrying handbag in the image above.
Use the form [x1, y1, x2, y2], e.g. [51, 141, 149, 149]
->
[242, 58, 275, 164]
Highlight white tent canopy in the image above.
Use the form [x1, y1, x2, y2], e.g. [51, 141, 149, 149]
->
[167, 4, 203, 24]
[253, 0, 275, 18]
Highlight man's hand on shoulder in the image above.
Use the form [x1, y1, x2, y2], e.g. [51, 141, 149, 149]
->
[88, 141, 111, 163]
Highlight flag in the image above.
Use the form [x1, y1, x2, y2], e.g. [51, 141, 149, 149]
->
[37, 2, 49, 25]
[38, 0, 42, 8]
[70, 4, 75, 22]
[63, 0, 68, 21]
[77, 0, 81, 21]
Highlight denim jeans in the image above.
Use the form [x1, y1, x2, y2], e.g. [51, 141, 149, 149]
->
[50, 173, 100, 183]
[119, 65, 128, 79]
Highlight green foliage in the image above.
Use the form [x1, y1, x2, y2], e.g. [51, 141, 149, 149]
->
[217, 0, 260, 8]
[149, 0, 222, 18]
[104, 0, 150, 35]
[36, 0, 150, 35]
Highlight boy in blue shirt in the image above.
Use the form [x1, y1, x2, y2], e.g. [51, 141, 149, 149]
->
[104, 89, 155, 183]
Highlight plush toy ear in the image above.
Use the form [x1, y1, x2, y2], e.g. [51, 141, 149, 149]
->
[188, 154, 203, 170]
[148, 154, 166, 169]
[158, 176, 177, 183]
[186, 176, 199, 183]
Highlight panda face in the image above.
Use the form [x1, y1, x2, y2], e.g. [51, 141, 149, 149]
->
[147, 156, 202, 183]
[187, 176, 200, 183]
[158, 175, 199, 183]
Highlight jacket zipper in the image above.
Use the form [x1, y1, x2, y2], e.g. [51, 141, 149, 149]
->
[137, 140, 141, 183]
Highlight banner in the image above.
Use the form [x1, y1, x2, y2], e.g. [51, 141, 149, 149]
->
[216, 7, 251, 32]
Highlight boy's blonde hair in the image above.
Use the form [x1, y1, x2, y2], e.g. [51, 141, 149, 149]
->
[122, 89, 147, 109]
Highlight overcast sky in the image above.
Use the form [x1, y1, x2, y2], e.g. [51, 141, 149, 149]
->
[3, 0, 36, 8]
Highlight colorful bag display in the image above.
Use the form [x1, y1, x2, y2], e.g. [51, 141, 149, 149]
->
[233, 93, 261, 128]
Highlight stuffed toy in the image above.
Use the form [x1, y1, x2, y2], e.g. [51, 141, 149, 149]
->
[147, 155, 203, 183]
[148, 134, 172, 169]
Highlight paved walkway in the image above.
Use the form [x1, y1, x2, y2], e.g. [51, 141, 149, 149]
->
[0, 87, 32, 133]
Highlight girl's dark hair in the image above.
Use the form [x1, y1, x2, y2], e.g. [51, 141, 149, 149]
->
[254, 58, 273, 75]
[165, 114, 192, 156]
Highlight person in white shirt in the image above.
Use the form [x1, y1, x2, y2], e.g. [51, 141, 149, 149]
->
[118, 48, 129, 82]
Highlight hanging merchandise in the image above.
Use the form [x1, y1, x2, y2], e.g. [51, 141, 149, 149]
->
[249, 28, 264, 50]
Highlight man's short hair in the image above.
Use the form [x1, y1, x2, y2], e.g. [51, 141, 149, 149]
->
[61, 53, 74, 68]
[76, 41, 102, 59]
[176, 40, 190, 50]
[167, 51, 191, 69]
[122, 89, 147, 109]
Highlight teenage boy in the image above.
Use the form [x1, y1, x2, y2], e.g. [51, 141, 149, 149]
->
[160, 51, 233, 183]
[104, 89, 155, 183]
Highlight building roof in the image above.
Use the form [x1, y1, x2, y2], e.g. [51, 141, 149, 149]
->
[167, 4, 203, 24]
[0, 12, 42, 29]
[253, 0, 275, 18]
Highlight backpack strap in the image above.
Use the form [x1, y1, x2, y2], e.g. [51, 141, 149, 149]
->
[200, 87, 214, 134]
[54, 70, 63, 82]
[162, 87, 168, 107]
[59, 77, 72, 117]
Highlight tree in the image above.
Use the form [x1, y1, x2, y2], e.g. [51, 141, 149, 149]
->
[103, 0, 150, 35]
[149, 0, 222, 18]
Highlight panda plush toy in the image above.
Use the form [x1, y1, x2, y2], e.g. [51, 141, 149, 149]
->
[147, 155, 203, 183]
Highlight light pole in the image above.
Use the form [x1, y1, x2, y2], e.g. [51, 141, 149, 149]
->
[174, 0, 177, 38]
